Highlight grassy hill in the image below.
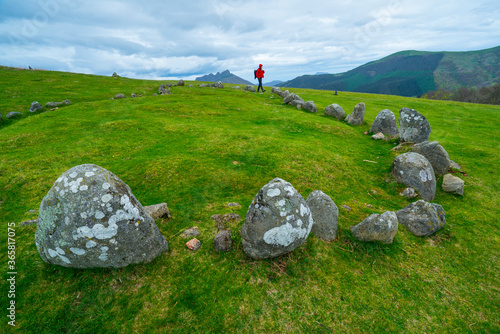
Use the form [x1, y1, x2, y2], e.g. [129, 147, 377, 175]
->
[1, 66, 499, 333]
[281, 46, 500, 97]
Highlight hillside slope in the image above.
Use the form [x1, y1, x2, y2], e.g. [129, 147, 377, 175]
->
[281, 46, 500, 97]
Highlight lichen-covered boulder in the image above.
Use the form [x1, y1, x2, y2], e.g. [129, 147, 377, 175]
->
[396, 200, 446, 236]
[241, 178, 313, 259]
[35, 164, 168, 268]
[283, 93, 304, 105]
[324, 104, 345, 120]
[346, 102, 365, 125]
[306, 190, 338, 242]
[303, 101, 317, 113]
[412, 141, 450, 176]
[29, 101, 43, 113]
[350, 212, 398, 244]
[370, 109, 399, 137]
[392, 152, 436, 201]
[398, 108, 431, 143]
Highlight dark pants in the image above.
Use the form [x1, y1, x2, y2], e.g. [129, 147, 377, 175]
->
[257, 78, 264, 92]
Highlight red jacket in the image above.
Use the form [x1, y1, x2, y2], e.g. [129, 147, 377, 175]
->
[256, 66, 265, 78]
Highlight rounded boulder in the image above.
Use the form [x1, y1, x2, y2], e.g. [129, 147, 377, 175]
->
[392, 152, 436, 201]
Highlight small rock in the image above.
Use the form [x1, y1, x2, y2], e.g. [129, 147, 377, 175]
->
[400, 187, 418, 199]
[372, 132, 385, 140]
[153, 93, 158, 96]
[28, 209, 38, 214]
[62, 99, 71, 106]
[114, 94, 126, 99]
[342, 204, 352, 211]
[144, 203, 171, 220]
[244, 85, 256, 92]
[227, 202, 241, 207]
[20, 219, 38, 226]
[350, 211, 398, 244]
[45, 102, 62, 108]
[182, 227, 200, 238]
[297, 104, 302, 110]
[186, 238, 201, 251]
[449, 160, 462, 170]
[442, 174, 464, 196]
[6, 112, 23, 119]
[365, 204, 374, 208]
[232, 86, 241, 89]
[213, 230, 232, 252]
[396, 200, 445, 236]
[29, 101, 43, 113]
[131, 93, 137, 98]
[211, 213, 241, 224]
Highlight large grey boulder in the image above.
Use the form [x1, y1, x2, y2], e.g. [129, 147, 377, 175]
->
[370, 109, 399, 137]
[283, 93, 304, 105]
[442, 174, 464, 195]
[241, 178, 314, 259]
[35, 164, 168, 268]
[392, 152, 436, 201]
[412, 141, 450, 176]
[346, 102, 365, 125]
[244, 85, 256, 92]
[306, 190, 338, 242]
[399, 108, 431, 143]
[271, 87, 281, 94]
[396, 200, 446, 236]
[277, 89, 289, 99]
[303, 101, 317, 113]
[324, 104, 345, 120]
[114, 94, 126, 99]
[350, 211, 398, 244]
[177, 79, 185, 86]
[29, 101, 43, 113]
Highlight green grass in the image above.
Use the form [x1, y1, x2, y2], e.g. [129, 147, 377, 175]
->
[1, 66, 499, 333]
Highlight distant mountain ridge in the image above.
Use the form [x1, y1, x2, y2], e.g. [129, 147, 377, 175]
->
[281, 46, 500, 97]
[196, 70, 253, 85]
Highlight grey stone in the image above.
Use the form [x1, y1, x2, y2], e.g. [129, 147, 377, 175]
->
[398, 108, 431, 143]
[144, 203, 171, 220]
[396, 200, 446, 236]
[241, 178, 314, 259]
[400, 187, 418, 199]
[244, 85, 256, 92]
[214, 230, 232, 252]
[177, 79, 185, 86]
[372, 132, 385, 140]
[232, 86, 241, 89]
[45, 102, 62, 108]
[35, 164, 168, 268]
[62, 99, 71, 106]
[227, 202, 241, 207]
[6, 112, 22, 119]
[131, 93, 137, 98]
[200, 84, 209, 88]
[442, 174, 464, 195]
[346, 102, 365, 125]
[153, 93, 158, 96]
[277, 90, 290, 99]
[324, 104, 345, 120]
[20, 219, 38, 226]
[29, 101, 43, 112]
[370, 109, 399, 137]
[158, 85, 170, 95]
[350, 211, 398, 244]
[303, 101, 317, 113]
[182, 227, 200, 238]
[392, 152, 436, 201]
[112, 72, 120, 77]
[271, 87, 281, 94]
[283, 93, 304, 105]
[342, 204, 352, 211]
[306, 190, 339, 242]
[114, 94, 126, 99]
[449, 160, 461, 170]
[412, 141, 450, 176]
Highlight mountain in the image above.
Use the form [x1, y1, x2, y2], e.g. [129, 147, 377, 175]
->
[281, 46, 500, 97]
[264, 80, 284, 87]
[195, 70, 253, 85]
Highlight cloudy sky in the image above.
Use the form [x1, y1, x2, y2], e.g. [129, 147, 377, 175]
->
[0, 0, 499, 83]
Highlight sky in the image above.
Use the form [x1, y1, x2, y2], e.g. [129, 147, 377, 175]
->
[0, 0, 499, 83]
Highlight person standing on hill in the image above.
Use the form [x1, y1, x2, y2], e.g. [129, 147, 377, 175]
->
[255, 64, 265, 93]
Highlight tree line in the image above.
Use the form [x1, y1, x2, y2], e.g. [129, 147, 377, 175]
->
[422, 83, 500, 105]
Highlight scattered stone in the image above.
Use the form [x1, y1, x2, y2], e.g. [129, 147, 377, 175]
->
[62, 99, 71, 106]
[189, 84, 193, 88]
[232, 86, 241, 89]
[50, 107, 59, 111]
[244, 85, 256, 92]
[365, 204, 374, 208]
[28, 209, 39, 214]
[227, 202, 241, 207]
[114, 94, 126, 99]
[370, 109, 399, 137]
[392, 152, 436, 201]
[200, 84, 209, 88]
[442, 174, 465, 196]
[35, 164, 168, 268]
[398, 108, 431, 143]
[45, 102, 62, 108]
[372, 132, 385, 140]
[186, 238, 201, 251]
[144, 203, 171, 220]
[412, 141, 450, 176]
[112, 72, 120, 77]
[306, 190, 339, 242]
[283, 93, 304, 105]
[396, 200, 445, 236]
[240, 178, 314, 260]
[345, 102, 365, 125]
[350, 211, 398, 244]
[271, 87, 281, 94]
[131, 93, 137, 98]
[182, 227, 200, 238]
[303, 101, 317, 113]
[177, 79, 185, 86]
[20, 219, 38, 226]
[158, 85, 171, 95]
[153, 93, 158, 96]
[214, 230, 232, 252]
[297, 104, 302, 110]
[449, 160, 462, 170]
[277, 89, 290, 99]
[400, 187, 418, 199]
[342, 204, 352, 211]
[6, 112, 22, 119]
[324, 104, 345, 120]
[29, 101, 43, 112]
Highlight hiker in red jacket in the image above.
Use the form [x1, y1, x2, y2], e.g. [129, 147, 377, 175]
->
[255, 64, 265, 92]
